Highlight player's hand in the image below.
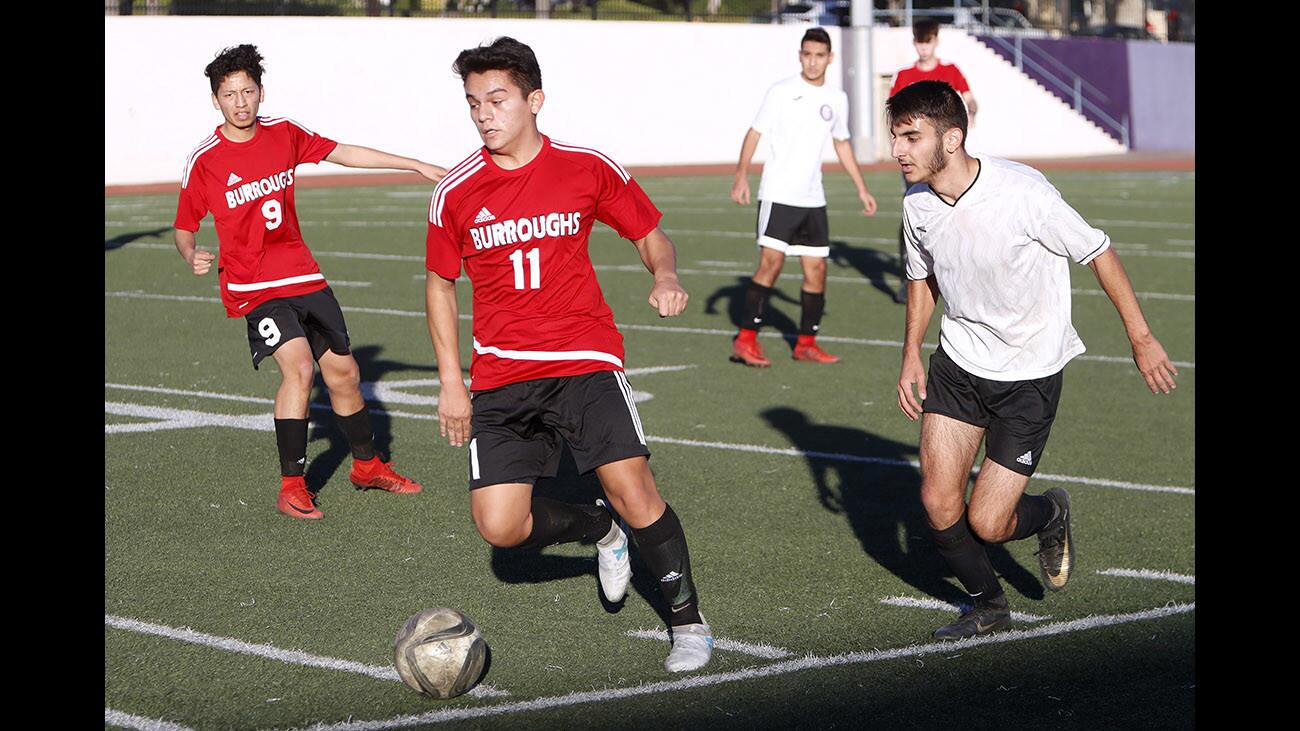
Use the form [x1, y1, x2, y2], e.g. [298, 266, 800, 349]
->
[859, 190, 878, 216]
[1131, 333, 1178, 394]
[648, 276, 689, 318]
[438, 381, 472, 447]
[417, 163, 447, 185]
[897, 351, 927, 421]
[190, 249, 215, 276]
[730, 177, 750, 206]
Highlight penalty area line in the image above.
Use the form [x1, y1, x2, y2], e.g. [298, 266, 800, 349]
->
[105, 709, 194, 731]
[277, 603, 1194, 731]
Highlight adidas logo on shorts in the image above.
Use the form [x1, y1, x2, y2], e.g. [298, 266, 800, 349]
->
[1016, 450, 1034, 466]
[660, 571, 682, 583]
[474, 206, 496, 223]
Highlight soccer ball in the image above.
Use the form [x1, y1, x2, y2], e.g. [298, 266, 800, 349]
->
[393, 607, 488, 699]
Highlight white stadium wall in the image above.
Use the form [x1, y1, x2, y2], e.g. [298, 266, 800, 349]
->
[105, 17, 1123, 187]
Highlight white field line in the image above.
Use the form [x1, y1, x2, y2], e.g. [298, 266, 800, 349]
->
[1096, 568, 1195, 585]
[103, 383, 1194, 495]
[104, 709, 195, 731]
[1166, 239, 1195, 246]
[104, 291, 1196, 370]
[624, 629, 792, 659]
[278, 603, 1194, 731]
[328, 280, 372, 288]
[104, 615, 509, 699]
[877, 595, 1050, 623]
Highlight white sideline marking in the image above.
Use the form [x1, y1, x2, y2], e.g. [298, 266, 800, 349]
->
[1092, 218, 1194, 230]
[878, 595, 1050, 623]
[279, 603, 1194, 730]
[328, 280, 372, 288]
[104, 709, 194, 731]
[1097, 568, 1195, 585]
[104, 615, 509, 699]
[624, 629, 792, 659]
[102, 383, 1194, 495]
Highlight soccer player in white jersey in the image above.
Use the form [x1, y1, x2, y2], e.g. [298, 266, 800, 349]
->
[424, 37, 711, 672]
[174, 44, 444, 519]
[889, 80, 1178, 639]
[729, 27, 878, 367]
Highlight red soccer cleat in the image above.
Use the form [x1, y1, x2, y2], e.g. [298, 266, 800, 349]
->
[731, 331, 771, 368]
[350, 456, 423, 494]
[792, 336, 841, 364]
[277, 476, 323, 519]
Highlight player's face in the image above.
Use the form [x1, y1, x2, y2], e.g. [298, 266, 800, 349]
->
[211, 71, 263, 132]
[798, 41, 833, 83]
[914, 38, 937, 63]
[890, 116, 949, 185]
[464, 70, 544, 154]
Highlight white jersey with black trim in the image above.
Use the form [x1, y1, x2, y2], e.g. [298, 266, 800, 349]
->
[750, 75, 850, 208]
[903, 155, 1112, 381]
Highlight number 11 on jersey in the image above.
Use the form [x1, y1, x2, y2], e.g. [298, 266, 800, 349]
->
[509, 248, 541, 290]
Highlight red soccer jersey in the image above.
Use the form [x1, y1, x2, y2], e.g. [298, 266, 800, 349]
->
[174, 116, 339, 317]
[890, 62, 971, 97]
[426, 135, 662, 391]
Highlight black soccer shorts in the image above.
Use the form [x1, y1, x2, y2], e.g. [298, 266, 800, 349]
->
[756, 200, 830, 258]
[243, 286, 351, 369]
[921, 346, 1064, 477]
[465, 370, 651, 490]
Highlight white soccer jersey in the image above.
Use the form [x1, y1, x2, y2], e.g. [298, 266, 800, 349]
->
[751, 75, 850, 208]
[903, 156, 1111, 381]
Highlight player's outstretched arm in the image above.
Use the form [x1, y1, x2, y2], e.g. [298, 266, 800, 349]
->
[962, 92, 978, 125]
[174, 228, 214, 276]
[1087, 249, 1178, 394]
[425, 272, 472, 445]
[631, 227, 689, 318]
[325, 144, 447, 184]
[832, 138, 877, 216]
[898, 276, 939, 421]
[730, 128, 762, 205]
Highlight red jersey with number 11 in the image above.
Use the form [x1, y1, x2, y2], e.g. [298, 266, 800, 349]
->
[174, 116, 338, 317]
[426, 135, 662, 391]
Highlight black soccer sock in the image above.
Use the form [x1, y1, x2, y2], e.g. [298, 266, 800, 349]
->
[273, 418, 309, 477]
[799, 290, 826, 336]
[515, 497, 612, 550]
[1008, 493, 1056, 542]
[743, 280, 773, 331]
[333, 407, 377, 461]
[630, 504, 702, 626]
[931, 511, 1004, 602]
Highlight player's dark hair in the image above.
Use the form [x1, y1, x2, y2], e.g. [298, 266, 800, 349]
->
[801, 27, 832, 52]
[453, 36, 543, 97]
[914, 18, 941, 42]
[887, 80, 968, 143]
[204, 44, 265, 95]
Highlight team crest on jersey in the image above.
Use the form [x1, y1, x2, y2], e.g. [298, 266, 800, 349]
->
[820, 104, 833, 121]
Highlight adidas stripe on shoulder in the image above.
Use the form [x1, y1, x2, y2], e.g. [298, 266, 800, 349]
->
[551, 140, 631, 184]
[260, 116, 317, 136]
[181, 133, 220, 189]
[429, 150, 487, 226]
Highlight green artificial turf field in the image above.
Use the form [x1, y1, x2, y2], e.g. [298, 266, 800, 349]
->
[105, 167, 1194, 730]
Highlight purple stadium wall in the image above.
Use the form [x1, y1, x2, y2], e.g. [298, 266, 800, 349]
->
[1126, 41, 1194, 151]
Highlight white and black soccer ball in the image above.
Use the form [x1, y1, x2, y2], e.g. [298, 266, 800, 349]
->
[393, 607, 487, 699]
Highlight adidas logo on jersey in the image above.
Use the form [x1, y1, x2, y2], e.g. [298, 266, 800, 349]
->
[469, 211, 582, 251]
[474, 207, 496, 223]
[1016, 451, 1033, 466]
[660, 571, 682, 583]
[227, 172, 243, 186]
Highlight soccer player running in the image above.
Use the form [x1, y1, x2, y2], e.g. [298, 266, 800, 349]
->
[890, 81, 1178, 639]
[173, 44, 444, 520]
[424, 37, 712, 673]
[729, 27, 877, 367]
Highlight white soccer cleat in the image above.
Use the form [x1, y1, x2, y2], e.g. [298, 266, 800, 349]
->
[664, 617, 713, 673]
[595, 499, 631, 602]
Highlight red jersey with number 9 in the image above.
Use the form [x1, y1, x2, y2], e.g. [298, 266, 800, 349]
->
[426, 135, 662, 392]
[174, 116, 338, 317]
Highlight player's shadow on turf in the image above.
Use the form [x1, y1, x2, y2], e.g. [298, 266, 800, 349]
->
[488, 448, 677, 626]
[761, 406, 1044, 604]
[303, 344, 438, 493]
[704, 276, 803, 349]
[104, 227, 170, 251]
[828, 240, 905, 302]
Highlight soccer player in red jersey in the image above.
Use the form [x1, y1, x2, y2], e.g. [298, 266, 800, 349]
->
[424, 37, 712, 673]
[173, 44, 444, 520]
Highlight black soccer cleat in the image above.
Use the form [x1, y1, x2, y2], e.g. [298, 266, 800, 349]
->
[1035, 487, 1074, 592]
[933, 597, 1011, 640]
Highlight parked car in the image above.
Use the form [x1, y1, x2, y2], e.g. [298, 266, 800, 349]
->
[779, 1, 852, 28]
